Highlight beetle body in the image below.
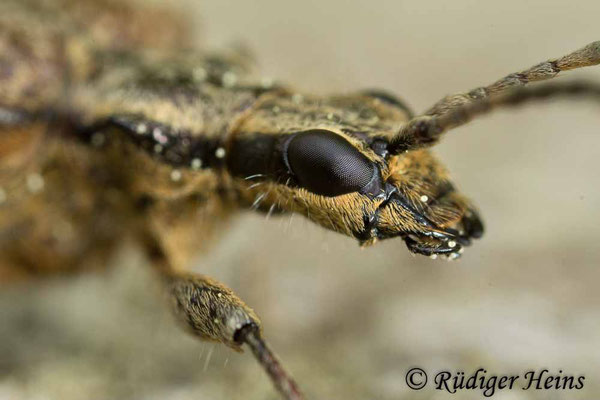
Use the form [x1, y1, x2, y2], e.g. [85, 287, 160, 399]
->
[0, 0, 479, 281]
[1, 0, 259, 278]
[3, 1, 599, 399]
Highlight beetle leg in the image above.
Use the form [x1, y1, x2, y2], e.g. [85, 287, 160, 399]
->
[143, 236, 305, 400]
[167, 272, 304, 400]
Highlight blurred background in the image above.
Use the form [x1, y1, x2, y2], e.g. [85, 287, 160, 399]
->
[1, 0, 599, 399]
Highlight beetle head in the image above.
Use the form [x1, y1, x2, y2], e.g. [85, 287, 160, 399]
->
[228, 91, 483, 258]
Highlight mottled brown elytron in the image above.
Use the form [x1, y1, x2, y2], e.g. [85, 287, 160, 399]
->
[1, 0, 599, 399]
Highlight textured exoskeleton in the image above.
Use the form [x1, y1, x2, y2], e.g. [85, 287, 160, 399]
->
[1, 1, 599, 399]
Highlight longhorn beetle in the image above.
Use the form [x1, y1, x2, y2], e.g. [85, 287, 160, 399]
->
[1, 0, 599, 399]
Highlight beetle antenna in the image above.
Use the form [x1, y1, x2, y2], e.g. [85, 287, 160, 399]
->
[388, 80, 600, 153]
[388, 41, 600, 153]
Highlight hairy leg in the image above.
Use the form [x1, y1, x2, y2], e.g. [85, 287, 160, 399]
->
[143, 232, 305, 400]
[167, 271, 304, 400]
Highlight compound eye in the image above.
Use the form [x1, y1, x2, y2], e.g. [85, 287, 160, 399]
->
[285, 129, 375, 197]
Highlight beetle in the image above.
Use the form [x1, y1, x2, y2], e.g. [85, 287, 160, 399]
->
[1, 0, 599, 399]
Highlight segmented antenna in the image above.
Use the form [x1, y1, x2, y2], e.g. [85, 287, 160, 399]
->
[388, 41, 600, 154]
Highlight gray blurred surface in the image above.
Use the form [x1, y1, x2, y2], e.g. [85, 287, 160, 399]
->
[1, 0, 600, 399]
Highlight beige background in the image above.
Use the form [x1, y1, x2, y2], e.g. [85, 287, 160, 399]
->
[1, 0, 600, 399]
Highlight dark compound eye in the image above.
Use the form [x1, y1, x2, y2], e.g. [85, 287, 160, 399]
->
[284, 129, 376, 197]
